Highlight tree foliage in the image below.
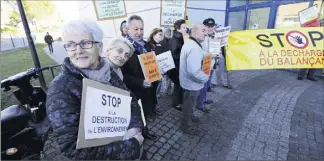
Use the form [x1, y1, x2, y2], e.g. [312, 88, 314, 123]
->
[7, 0, 56, 27]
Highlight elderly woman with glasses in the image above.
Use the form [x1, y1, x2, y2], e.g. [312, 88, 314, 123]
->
[41, 20, 145, 160]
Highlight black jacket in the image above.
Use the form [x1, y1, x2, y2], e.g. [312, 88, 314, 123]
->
[169, 31, 184, 69]
[148, 39, 170, 55]
[167, 31, 184, 84]
[44, 35, 53, 44]
[41, 58, 143, 160]
[121, 41, 154, 99]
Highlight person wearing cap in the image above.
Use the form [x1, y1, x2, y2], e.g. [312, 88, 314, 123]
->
[196, 18, 218, 112]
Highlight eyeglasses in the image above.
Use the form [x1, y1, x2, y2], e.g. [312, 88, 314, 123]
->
[63, 40, 100, 51]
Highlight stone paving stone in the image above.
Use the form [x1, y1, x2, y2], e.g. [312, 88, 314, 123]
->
[142, 70, 324, 161]
[152, 154, 163, 161]
[148, 146, 158, 154]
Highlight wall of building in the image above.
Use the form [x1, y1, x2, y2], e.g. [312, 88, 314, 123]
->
[76, 0, 226, 50]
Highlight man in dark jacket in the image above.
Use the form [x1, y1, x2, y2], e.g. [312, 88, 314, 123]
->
[168, 19, 188, 111]
[44, 32, 54, 53]
[122, 15, 157, 140]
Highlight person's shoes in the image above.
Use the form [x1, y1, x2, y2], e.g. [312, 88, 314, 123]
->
[204, 100, 213, 104]
[297, 76, 303, 80]
[153, 108, 163, 116]
[307, 77, 317, 82]
[197, 108, 210, 113]
[191, 116, 200, 122]
[173, 105, 182, 111]
[180, 127, 200, 135]
[143, 132, 157, 140]
[223, 85, 232, 89]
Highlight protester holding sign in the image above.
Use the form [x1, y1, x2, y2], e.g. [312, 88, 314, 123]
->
[42, 20, 145, 160]
[148, 28, 170, 115]
[168, 19, 187, 111]
[122, 15, 157, 140]
[197, 18, 218, 112]
[179, 24, 209, 135]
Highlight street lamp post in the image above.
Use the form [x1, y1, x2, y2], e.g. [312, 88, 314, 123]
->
[16, 0, 47, 91]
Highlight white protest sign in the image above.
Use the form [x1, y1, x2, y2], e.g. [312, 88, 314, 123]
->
[160, 0, 186, 26]
[299, 5, 319, 25]
[214, 26, 231, 47]
[137, 99, 146, 127]
[76, 78, 133, 149]
[156, 51, 175, 74]
[84, 86, 132, 140]
[93, 0, 127, 20]
[209, 39, 221, 56]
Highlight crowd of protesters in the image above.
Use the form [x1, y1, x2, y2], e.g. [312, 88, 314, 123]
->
[41, 12, 319, 160]
[41, 14, 233, 160]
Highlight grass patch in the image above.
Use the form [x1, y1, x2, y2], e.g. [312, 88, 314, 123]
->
[1, 43, 60, 110]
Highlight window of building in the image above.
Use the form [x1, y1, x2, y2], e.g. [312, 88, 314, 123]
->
[229, 0, 246, 7]
[275, 2, 310, 28]
[228, 11, 245, 31]
[247, 7, 270, 29]
[250, 0, 272, 4]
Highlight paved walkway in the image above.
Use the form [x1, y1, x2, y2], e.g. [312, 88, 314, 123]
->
[45, 45, 324, 160]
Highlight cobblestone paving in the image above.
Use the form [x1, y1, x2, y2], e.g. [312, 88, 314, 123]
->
[143, 70, 324, 160]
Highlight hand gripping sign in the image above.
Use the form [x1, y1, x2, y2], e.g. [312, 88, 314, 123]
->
[76, 78, 132, 149]
[138, 52, 162, 83]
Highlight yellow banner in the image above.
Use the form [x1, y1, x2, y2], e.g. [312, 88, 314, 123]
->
[226, 27, 324, 70]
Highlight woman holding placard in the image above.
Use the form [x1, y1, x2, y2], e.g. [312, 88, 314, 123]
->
[41, 20, 146, 160]
[147, 28, 170, 115]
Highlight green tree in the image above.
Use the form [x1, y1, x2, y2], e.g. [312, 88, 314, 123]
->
[7, 0, 56, 27]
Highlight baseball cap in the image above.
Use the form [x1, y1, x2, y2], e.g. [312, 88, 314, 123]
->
[203, 18, 216, 27]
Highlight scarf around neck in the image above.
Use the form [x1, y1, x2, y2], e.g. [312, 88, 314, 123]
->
[80, 58, 114, 85]
[125, 34, 148, 54]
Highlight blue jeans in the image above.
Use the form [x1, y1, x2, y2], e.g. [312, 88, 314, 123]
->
[197, 70, 213, 109]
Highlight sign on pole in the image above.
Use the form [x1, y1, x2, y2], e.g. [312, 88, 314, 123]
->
[76, 78, 132, 149]
[160, 0, 187, 26]
[214, 26, 231, 47]
[93, 0, 127, 20]
[298, 5, 320, 27]
[156, 51, 175, 74]
[138, 52, 162, 83]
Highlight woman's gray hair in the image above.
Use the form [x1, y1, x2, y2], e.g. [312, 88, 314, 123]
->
[106, 36, 135, 57]
[61, 20, 103, 42]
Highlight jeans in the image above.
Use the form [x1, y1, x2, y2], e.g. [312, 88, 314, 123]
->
[47, 43, 53, 53]
[197, 70, 213, 109]
[214, 55, 228, 86]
